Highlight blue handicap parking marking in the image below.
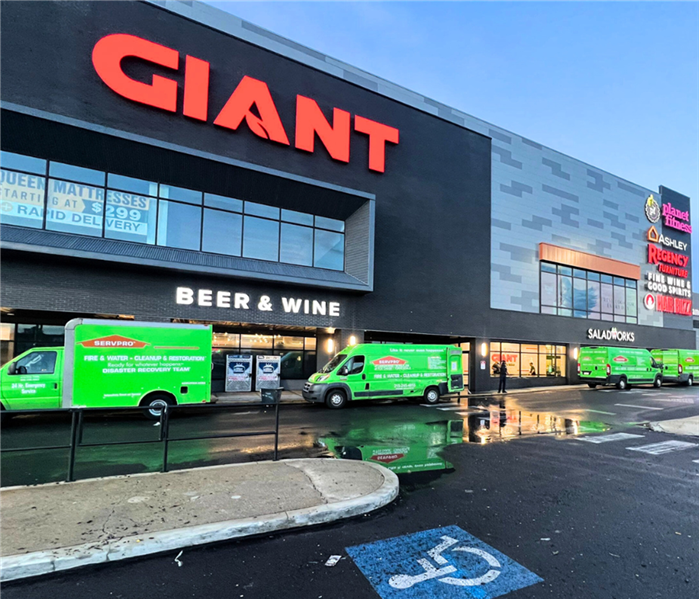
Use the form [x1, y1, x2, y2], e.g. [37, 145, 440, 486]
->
[346, 525, 542, 599]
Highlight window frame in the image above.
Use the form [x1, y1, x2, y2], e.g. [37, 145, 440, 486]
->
[539, 261, 638, 321]
[2, 153, 347, 272]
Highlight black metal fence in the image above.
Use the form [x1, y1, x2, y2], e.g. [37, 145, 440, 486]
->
[1, 401, 281, 483]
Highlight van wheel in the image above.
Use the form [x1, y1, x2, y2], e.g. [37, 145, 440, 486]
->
[325, 390, 347, 409]
[653, 376, 662, 389]
[587, 383, 597, 389]
[424, 387, 440, 405]
[142, 395, 175, 420]
[686, 375, 693, 387]
[616, 377, 627, 391]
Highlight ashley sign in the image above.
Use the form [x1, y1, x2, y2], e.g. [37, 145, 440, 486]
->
[92, 34, 399, 173]
[175, 287, 340, 317]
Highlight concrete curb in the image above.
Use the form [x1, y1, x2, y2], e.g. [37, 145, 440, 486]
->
[0, 460, 399, 582]
[647, 417, 699, 437]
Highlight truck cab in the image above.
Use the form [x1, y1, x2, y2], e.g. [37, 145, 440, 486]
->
[0, 347, 64, 410]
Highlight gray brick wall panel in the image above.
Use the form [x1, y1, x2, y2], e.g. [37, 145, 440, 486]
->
[617, 181, 647, 197]
[542, 158, 571, 180]
[587, 169, 611, 192]
[492, 146, 523, 169]
[551, 205, 580, 227]
[500, 181, 533, 197]
[489, 129, 512, 144]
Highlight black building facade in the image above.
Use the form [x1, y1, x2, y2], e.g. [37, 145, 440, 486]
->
[1, 1, 694, 392]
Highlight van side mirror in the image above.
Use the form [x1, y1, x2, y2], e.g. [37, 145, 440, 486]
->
[338, 366, 349, 376]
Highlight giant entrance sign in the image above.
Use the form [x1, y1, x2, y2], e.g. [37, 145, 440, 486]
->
[92, 34, 400, 173]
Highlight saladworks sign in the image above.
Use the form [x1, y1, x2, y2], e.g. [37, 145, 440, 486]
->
[175, 287, 342, 317]
[587, 327, 636, 343]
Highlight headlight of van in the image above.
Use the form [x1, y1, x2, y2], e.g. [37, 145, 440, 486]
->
[316, 375, 329, 382]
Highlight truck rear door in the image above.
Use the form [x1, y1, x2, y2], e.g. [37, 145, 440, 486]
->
[1, 349, 62, 410]
[447, 350, 464, 392]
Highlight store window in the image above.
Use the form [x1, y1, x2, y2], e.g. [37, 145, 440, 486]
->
[1, 323, 15, 366]
[211, 332, 317, 380]
[0, 167, 47, 229]
[8, 323, 66, 357]
[157, 200, 202, 251]
[490, 341, 567, 378]
[1, 151, 346, 272]
[540, 261, 637, 323]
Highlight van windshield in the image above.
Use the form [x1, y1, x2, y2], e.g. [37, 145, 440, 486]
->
[320, 354, 347, 374]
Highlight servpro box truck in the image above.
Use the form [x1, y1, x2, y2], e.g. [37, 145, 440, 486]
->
[650, 349, 699, 386]
[302, 343, 464, 408]
[0, 319, 212, 417]
[577, 346, 663, 390]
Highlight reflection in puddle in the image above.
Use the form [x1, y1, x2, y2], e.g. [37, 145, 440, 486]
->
[318, 403, 610, 475]
[467, 409, 609, 444]
[319, 419, 464, 474]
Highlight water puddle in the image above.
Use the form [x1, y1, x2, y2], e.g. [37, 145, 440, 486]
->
[317, 402, 611, 476]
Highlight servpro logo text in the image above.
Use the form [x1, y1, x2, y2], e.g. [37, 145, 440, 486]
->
[79, 335, 149, 348]
[372, 356, 407, 366]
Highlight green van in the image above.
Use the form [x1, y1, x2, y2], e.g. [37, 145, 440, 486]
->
[302, 343, 464, 408]
[577, 346, 663, 390]
[650, 349, 699, 386]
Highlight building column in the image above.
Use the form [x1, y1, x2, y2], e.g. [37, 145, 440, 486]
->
[339, 329, 364, 349]
[568, 344, 581, 384]
[471, 338, 492, 393]
[316, 328, 341, 371]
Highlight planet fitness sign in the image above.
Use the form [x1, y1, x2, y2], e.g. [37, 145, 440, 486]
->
[662, 203, 692, 234]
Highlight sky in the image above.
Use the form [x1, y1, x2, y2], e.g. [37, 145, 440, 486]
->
[205, 1, 698, 280]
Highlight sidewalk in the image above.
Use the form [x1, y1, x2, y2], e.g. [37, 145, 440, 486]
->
[0, 459, 398, 582]
[212, 390, 305, 404]
[647, 415, 699, 437]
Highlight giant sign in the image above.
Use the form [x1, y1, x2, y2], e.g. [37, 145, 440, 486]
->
[92, 34, 400, 173]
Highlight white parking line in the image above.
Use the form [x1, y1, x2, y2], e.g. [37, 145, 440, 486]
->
[437, 406, 473, 411]
[577, 432, 644, 444]
[645, 397, 695, 404]
[693, 459, 699, 464]
[614, 404, 665, 411]
[585, 409, 617, 415]
[627, 441, 699, 455]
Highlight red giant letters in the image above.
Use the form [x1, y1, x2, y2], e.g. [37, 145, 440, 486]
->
[92, 34, 399, 172]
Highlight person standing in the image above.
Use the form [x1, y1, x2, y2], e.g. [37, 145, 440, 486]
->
[498, 360, 508, 393]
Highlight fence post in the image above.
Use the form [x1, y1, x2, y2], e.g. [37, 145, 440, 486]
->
[273, 399, 280, 461]
[67, 409, 80, 482]
[77, 409, 84, 445]
[161, 406, 171, 473]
